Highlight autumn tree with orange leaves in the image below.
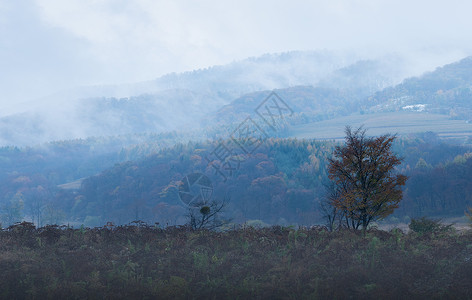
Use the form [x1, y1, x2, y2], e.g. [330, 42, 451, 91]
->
[327, 126, 407, 231]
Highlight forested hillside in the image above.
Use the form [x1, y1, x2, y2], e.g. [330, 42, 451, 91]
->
[367, 56, 472, 120]
[3, 55, 472, 228]
[0, 131, 195, 227]
[1, 134, 465, 228]
[4, 2, 472, 298]
[208, 86, 362, 128]
[0, 51, 411, 146]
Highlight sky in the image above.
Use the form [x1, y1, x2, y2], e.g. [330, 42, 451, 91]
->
[1, 0, 472, 108]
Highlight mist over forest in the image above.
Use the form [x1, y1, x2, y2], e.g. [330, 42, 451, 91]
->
[0, 51, 423, 146]
[2, 52, 472, 228]
[2, 1, 472, 298]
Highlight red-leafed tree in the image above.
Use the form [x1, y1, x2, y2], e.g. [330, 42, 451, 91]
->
[327, 126, 407, 231]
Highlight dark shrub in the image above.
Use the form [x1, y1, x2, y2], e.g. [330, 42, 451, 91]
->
[409, 217, 453, 234]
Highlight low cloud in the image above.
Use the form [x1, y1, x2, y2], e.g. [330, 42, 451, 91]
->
[1, 0, 471, 109]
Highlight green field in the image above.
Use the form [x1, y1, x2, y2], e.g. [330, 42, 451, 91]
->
[57, 177, 85, 190]
[288, 111, 472, 140]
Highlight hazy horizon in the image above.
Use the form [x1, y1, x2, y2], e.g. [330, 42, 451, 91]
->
[2, 0, 472, 109]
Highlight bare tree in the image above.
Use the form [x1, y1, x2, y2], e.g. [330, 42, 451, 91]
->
[28, 186, 50, 228]
[187, 197, 229, 230]
[42, 202, 66, 225]
[320, 182, 344, 231]
[1, 192, 25, 226]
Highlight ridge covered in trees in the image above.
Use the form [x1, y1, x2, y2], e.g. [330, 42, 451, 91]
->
[2, 133, 470, 228]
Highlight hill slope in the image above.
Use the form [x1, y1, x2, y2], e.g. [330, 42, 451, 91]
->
[367, 56, 472, 120]
[0, 51, 411, 146]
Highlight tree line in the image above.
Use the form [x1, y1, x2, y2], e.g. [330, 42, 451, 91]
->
[1, 132, 472, 228]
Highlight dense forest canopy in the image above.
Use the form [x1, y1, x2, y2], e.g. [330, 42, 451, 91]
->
[1, 132, 471, 228]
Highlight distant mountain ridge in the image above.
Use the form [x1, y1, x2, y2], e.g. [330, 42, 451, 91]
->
[0, 51, 442, 146]
[207, 58, 409, 128]
[366, 56, 472, 120]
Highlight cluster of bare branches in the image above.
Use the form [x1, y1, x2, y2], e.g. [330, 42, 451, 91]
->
[186, 196, 230, 230]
